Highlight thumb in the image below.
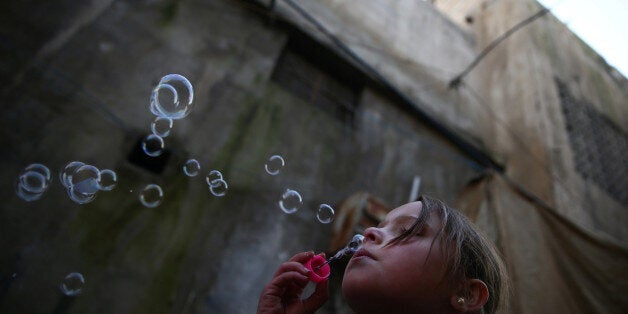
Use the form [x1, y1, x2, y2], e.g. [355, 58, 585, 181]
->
[302, 279, 329, 312]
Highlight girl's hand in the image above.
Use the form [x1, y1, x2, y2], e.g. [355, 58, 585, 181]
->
[257, 251, 329, 314]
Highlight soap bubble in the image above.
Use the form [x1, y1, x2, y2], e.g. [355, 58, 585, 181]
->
[151, 116, 173, 138]
[139, 184, 163, 208]
[16, 184, 44, 202]
[150, 74, 194, 120]
[70, 165, 101, 195]
[142, 134, 165, 157]
[347, 234, 365, 253]
[264, 155, 285, 176]
[67, 185, 97, 204]
[60, 161, 85, 188]
[60, 272, 85, 297]
[278, 189, 302, 214]
[16, 163, 52, 201]
[316, 204, 335, 224]
[183, 159, 201, 177]
[20, 164, 51, 193]
[208, 179, 228, 197]
[21, 164, 51, 190]
[97, 169, 117, 191]
[205, 170, 227, 196]
[59, 161, 104, 204]
[19, 171, 48, 193]
[205, 170, 223, 185]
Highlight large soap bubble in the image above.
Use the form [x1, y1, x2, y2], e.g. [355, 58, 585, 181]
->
[149, 74, 194, 120]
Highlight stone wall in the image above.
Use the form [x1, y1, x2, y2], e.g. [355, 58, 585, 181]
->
[0, 0, 482, 312]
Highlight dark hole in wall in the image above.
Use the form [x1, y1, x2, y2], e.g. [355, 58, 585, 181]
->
[127, 135, 171, 174]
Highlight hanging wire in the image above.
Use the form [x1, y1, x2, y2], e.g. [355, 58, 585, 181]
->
[448, 7, 550, 88]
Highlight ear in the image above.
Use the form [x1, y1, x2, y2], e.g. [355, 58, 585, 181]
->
[450, 279, 489, 312]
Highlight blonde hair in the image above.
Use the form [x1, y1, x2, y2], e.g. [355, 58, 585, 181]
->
[388, 195, 509, 314]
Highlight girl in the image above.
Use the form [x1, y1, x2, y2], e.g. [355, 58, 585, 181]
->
[257, 195, 508, 313]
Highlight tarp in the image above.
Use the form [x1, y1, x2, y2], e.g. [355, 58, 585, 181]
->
[456, 172, 628, 314]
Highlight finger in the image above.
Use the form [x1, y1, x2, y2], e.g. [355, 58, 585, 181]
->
[288, 251, 315, 263]
[268, 271, 309, 293]
[302, 279, 329, 312]
[273, 261, 311, 277]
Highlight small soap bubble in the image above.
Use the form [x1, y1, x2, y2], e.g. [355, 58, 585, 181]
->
[60, 161, 85, 188]
[316, 204, 335, 224]
[278, 189, 302, 214]
[348, 234, 365, 253]
[68, 185, 97, 204]
[16, 183, 44, 202]
[151, 116, 173, 138]
[150, 74, 194, 120]
[70, 165, 101, 195]
[142, 134, 165, 157]
[97, 169, 117, 191]
[205, 170, 223, 186]
[60, 272, 85, 297]
[140, 184, 163, 208]
[19, 171, 48, 194]
[183, 159, 201, 177]
[23, 164, 51, 183]
[264, 155, 285, 176]
[208, 179, 228, 197]
[16, 163, 52, 201]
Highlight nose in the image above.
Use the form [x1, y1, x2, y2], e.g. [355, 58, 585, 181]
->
[363, 226, 383, 245]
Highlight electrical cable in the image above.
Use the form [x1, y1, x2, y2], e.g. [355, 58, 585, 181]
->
[449, 7, 549, 88]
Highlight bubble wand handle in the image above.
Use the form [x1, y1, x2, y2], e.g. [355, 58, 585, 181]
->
[314, 252, 343, 270]
[313, 234, 365, 270]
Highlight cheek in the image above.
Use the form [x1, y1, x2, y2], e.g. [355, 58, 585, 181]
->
[383, 244, 448, 286]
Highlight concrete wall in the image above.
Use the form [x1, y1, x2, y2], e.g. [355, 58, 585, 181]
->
[0, 0, 481, 313]
[435, 0, 627, 239]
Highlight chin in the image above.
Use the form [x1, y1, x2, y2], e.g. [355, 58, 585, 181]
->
[342, 273, 376, 310]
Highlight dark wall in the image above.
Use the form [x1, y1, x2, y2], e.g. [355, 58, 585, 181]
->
[0, 0, 480, 312]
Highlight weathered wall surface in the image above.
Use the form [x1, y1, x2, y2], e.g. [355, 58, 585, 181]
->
[435, 0, 628, 313]
[0, 0, 482, 313]
[435, 0, 627, 238]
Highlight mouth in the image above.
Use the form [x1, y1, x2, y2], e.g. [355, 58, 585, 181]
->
[352, 248, 376, 261]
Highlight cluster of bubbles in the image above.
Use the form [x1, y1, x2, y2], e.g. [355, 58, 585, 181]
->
[59, 161, 117, 204]
[266, 155, 335, 224]
[13, 75, 344, 301]
[142, 74, 194, 157]
[15, 164, 52, 202]
[181, 158, 229, 197]
[60, 272, 85, 297]
[205, 169, 228, 197]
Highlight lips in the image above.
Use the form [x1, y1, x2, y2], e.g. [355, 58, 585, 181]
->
[352, 248, 376, 260]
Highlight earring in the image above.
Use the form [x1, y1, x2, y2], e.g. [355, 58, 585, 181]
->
[457, 297, 465, 306]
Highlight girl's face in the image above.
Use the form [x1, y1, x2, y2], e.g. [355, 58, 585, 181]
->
[342, 201, 454, 313]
